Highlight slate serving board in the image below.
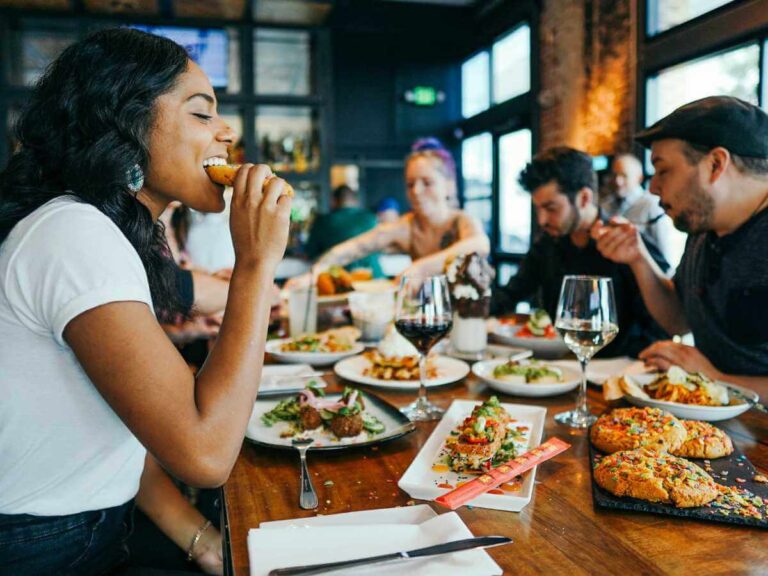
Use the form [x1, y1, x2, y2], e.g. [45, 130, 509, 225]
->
[589, 438, 768, 529]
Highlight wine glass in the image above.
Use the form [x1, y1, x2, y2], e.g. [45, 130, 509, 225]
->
[554, 275, 618, 428]
[394, 274, 453, 421]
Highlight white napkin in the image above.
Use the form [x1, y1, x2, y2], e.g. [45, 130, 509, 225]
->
[247, 508, 503, 576]
[258, 364, 325, 393]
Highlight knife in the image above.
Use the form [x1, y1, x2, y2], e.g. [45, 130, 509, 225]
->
[267, 535, 512, 576]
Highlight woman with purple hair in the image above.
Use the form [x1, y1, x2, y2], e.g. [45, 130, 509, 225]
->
[305, 138, 489, 281]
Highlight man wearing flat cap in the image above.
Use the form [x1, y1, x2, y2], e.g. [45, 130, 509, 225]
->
[593, 96, 768, 387]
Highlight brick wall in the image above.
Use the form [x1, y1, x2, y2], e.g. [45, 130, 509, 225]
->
[538, 0, 636, 156]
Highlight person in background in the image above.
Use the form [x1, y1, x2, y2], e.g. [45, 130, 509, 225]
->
[593, 96, 768, 386]
[601, 153, 681, 267]
[0, 28, 290, 573]
[491, 146, 669, 358]
[375, 196, 401, 224]
[305, 184, 382, 277]
[299, 138, 490, 283]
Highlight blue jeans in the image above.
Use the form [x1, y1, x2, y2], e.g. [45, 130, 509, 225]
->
[0, 500, 134, 575]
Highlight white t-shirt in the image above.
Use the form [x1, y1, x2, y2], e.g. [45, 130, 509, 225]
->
[0, 196, 152, 515]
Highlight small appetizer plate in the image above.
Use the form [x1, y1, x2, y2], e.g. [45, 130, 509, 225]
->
[472, 359, 581, 398]
[266, 339, 365, 366]
[334, 354, 470, 390]
[398, 400, 546, 512]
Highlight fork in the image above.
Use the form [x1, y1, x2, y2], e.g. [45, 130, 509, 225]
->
[291, 438, 318, 510]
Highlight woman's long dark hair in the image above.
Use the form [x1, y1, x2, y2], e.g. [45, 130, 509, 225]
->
[0, 28, 189, 316]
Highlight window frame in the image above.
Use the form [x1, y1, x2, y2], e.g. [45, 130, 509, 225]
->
[638, 0, 768, 135]
[457, 3, 539, 281]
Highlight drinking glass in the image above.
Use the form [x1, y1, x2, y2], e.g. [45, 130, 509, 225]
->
[554, 275, 618, 428]
[394, 275, 453, 421]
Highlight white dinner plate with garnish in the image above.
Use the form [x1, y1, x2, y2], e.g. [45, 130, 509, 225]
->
[246, 390, 414, 450]
[488, 322, 569, 358]
[622, 373, 758, 421]
[333, 354, 470, 390]
[266, 339, 365, 366]
[472, 359, 581, 397]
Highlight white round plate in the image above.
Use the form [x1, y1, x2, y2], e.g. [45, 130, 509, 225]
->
[433, 340, 532, 363]
[333, 354, 470, 390]
[472, 359, 581, 397]
[266, 339, 365, 366]
[622, 373, 758, 421]
[489, 324, 569, 358]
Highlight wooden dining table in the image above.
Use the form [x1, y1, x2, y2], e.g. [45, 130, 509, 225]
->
[222, 359, 768, 575]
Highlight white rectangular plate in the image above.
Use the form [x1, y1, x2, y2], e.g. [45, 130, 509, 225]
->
[398, 400, 546, 512]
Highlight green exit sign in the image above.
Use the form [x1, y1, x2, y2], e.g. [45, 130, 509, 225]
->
[404, 86, 445, 107]
[413, 86, 437, 106]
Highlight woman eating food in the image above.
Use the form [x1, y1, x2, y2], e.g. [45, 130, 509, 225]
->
[290, 138, 490, 285]
[0, 29, 291, 573]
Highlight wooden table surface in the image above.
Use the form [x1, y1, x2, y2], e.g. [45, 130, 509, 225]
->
[223, 364, 768, 576]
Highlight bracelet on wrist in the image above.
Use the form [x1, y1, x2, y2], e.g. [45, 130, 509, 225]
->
[186, 519, 212, 562]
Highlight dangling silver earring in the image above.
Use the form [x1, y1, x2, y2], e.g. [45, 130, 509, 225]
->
[127, 164, 144, 193]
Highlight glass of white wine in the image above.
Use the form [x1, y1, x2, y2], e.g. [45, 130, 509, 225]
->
[554, 275, 618, 428]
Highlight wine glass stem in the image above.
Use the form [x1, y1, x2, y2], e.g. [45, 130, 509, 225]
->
[577, 358, 589, 418]
[417, 352, 428, 409]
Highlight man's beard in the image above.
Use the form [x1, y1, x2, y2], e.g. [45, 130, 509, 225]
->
[672, 180, 714, 234]
[562, 202, 580, 236]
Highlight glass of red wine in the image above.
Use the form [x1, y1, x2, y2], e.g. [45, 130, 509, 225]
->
[394, 274, 453, 421]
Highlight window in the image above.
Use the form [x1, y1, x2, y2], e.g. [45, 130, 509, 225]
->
[255, 29, 312, 96]
[498, 128, 532, 254]
[461, 133, 493, 236]
[461, 51, 489, 118]
[763, 39, 768, 110]
[7, 25, 77, 86]
[646, 43, 760, 126]
[492, 24, 530, 104]
[131, 26, 235, 91]
[647, 0, 736, 36]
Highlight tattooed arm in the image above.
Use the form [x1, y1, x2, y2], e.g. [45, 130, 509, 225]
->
[313, 218, 409, 271]
[401, 212, 490, 280]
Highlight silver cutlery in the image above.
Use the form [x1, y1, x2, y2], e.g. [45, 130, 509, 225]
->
[267, 535, 512, 575]
[291, 437, 318, 510]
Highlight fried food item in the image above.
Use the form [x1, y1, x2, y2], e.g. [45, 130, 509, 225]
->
[299, 405, 323, 431]
[204, 164, 294, 197]
[593, 448, 719, 508]
[449, 397, 515, 473]
[328, 413, 363, 438]
[317, 273, 336, 296]
[317, 266, 356, 296]
[349, 269, 373, 282]
[671, 420, 734, 459]
[590, 407, 686, 454]
[362, 350, 437, 381]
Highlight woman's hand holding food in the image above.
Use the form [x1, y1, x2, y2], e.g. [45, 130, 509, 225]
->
[229, 164, 292, 272]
